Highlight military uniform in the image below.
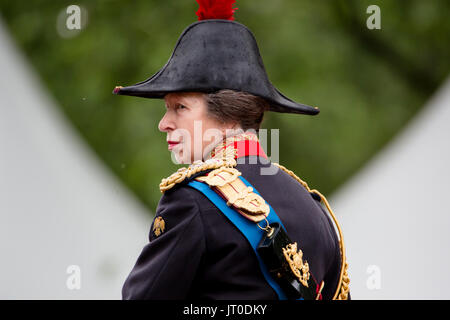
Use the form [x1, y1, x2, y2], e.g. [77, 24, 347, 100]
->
[121, 133, 349, 300]
[114, 1, 349, 300]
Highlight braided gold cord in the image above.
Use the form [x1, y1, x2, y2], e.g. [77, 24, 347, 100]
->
[159, 148, 238, 193]
[273, 163, 350, 300]
[160, 134, 257, 192]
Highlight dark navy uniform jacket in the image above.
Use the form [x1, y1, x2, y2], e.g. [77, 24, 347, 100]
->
[122, 156, 342, 300]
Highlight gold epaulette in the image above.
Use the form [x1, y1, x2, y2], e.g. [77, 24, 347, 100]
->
[195, 167, 270, 222]
[159, 157, 238, 193]
[273, 163, 350, 300]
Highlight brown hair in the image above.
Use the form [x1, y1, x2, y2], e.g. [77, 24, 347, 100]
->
[204, 89, 270, 131]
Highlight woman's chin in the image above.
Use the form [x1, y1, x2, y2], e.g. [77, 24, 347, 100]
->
[171, 148, 190, 165]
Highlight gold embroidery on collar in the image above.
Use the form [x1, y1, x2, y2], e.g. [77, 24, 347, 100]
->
[209, 132, 259, 160]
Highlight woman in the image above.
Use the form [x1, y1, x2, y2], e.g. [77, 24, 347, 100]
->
[159, 90, 267, 164]
[114, 1, 349, 300]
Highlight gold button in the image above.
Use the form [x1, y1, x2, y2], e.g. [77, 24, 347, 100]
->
[153, 216, 165, 237]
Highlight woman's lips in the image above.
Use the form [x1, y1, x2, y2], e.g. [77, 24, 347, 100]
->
[167, 141, 180, 151]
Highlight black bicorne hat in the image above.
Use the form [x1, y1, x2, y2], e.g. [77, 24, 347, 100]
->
[113, 1, 319, 115]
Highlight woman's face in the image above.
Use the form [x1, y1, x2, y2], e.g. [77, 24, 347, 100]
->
[159, 92, 235, 164]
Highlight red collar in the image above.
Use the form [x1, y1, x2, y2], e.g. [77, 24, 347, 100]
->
[209, 132, 267, 160]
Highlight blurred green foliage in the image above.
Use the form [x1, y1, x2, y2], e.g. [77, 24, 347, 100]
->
[0, 0, 449, 213]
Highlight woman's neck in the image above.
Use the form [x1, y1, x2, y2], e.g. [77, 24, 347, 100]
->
[203, 129, 259, 161]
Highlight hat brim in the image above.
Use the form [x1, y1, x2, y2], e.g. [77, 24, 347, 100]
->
[113, 20, 319, 116]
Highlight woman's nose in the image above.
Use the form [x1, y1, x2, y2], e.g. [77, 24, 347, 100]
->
[158, 110, 175, 132]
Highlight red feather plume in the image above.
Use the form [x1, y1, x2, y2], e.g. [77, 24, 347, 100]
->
[195, 0, 238, 21]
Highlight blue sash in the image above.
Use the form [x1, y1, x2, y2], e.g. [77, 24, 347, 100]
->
[188, 176, 290, 300]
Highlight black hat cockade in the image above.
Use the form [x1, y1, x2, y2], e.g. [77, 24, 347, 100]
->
[113, 0, 319, 115]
